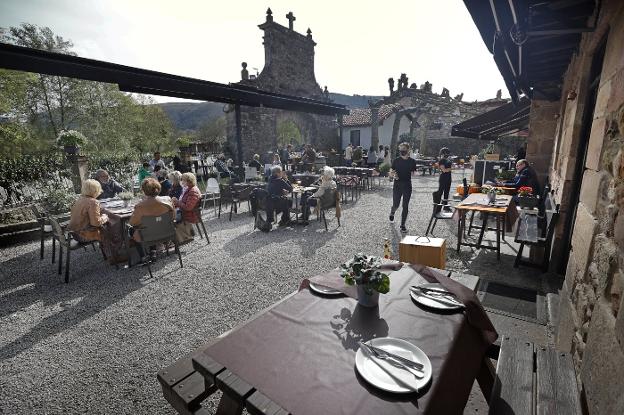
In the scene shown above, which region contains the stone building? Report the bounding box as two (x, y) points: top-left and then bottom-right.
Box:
(340, 81), (507, 155)
(225, 9), (337, 161)
(466, 1), (624, 413)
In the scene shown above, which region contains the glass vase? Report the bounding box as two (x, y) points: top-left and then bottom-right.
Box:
(357, 284), (380, 308)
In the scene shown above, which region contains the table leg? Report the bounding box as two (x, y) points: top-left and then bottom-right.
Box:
(476, 212), (489, 248)
(457, 211), (464, 252)
(216, 393), (244, 415)
(124, 218), (132, 268)
(496, 214), (501, 260)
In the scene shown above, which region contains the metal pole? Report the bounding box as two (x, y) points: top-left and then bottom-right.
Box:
(235, 104), (243, 165)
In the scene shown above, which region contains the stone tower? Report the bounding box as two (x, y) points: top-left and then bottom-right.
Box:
(226, 9), (337, 162)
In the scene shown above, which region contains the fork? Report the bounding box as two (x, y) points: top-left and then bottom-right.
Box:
(359, 342), (424, 379)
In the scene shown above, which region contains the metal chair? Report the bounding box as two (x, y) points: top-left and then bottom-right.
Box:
(48, 216), (104, 283)
(202, 177), (220, 214)
(191, 206), (210, 244)
(425, 191), (456, 236)
(136, 212), (183, 278)
(317, 189), (341, 231)
(230, 186), (253, 221)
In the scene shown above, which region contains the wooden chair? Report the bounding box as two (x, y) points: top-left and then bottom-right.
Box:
(48, 216), (104, 283)
(425, 191), (455, 236)
(136, 212), (183, 278)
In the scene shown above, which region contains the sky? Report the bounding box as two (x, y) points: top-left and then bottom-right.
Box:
(0, 0), (508, 103)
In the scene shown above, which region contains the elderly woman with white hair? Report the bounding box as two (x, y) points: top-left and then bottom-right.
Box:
(167, 170), (183, 199)
(301, 166), (337, 223)
(68, 179), (109, 241)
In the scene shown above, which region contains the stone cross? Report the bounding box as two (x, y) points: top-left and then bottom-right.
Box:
(286, 12), (296, 30)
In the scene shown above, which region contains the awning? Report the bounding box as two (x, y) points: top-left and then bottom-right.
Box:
(451, 96), (530, 140)
(463, 0), (597, 103)
(0, 43), (349, 117)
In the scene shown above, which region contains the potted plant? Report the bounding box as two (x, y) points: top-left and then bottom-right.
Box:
(517, 186), (538, 209)
(41, 187), (78, 217)
(57, 130), (86, 155)
(340, 253), (390, 307)
(378, 162), (391, 177)
(118, 191), (134, 207)
(177, 136), (192, 153)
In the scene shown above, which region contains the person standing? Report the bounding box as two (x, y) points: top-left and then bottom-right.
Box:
(367, 146), (377, 168)
(344, 143), (353, 167)
(435, 147), (453, 209)
(389, 142), (417, 233)
(376, 144), (385, 166)
(149, 151), (166, 171)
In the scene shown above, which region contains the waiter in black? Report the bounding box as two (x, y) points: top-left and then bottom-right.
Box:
(389, 142), (418, 233)
(436, 147), (453, 208)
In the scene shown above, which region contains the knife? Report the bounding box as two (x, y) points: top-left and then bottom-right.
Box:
(360, 342), (424, 370)
(410, 287), (464, 307)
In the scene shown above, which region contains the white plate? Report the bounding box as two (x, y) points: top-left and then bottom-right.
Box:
(355, 337), (432, 393)
(308, 282), (343, 296)
(410, 283), (464, 311)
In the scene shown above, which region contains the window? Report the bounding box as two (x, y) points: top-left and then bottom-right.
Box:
(350, 130), (361, 146)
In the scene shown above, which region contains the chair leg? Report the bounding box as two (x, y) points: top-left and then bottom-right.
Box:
(201, 221), (209, 244)
(58, 245), (63, 275)
(40, 229), (45, 260)
(218, 200), (222, 218)
(146, 258), (154, 278)
(99, 242), (107, 260)
(323, 210), (328, 231)
(175, 242), (183, 268)
(468, 211), (475, 236)
(229, 204), (233, 221)
(425, 216), (434, 236)
(65, 247), (71, 283)
(52, 237), (56, 263)
(195, 223), (203, 239)
(431, 218), (438, 235)
(514, 243), (524, 268)
(337, 216), (341, 227)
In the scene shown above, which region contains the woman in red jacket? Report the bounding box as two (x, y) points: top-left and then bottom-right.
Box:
(172, 172), (202, 243)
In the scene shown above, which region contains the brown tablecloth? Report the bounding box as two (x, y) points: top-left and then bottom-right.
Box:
(205, 266), (497, 414)
(100, 206), (133, 264)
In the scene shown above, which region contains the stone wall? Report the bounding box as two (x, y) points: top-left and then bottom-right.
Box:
(553, 2), (624, 414)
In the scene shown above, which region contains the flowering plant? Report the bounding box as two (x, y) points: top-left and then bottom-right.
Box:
(118, 191), (134, 201)
(56, 130), (86, 147)
(518, 186), (533, 197)
(340, 253), (390, 295)
(481, 185), (502, 194)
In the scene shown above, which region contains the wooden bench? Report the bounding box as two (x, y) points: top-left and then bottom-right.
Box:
(487, 336), (582, 415)
(514, 192), (559, 271)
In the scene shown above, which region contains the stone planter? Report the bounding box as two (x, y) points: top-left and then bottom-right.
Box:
(357, 284), (380, 308)
(518, 196), (538, 209)
(64, 145), (80, 155)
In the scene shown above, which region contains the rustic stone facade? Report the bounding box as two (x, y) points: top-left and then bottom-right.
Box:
(225, 10), (337, 161)
(549, 2), (624, 413)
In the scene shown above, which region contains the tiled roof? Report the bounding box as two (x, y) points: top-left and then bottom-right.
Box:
(342, 103), (403, 127)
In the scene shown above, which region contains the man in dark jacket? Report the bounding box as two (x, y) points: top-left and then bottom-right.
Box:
(500, 159), (541, 196)
(95, 169), (125, 199)
(266, 165), (293, 226)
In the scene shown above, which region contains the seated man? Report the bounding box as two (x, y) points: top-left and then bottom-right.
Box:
(266, 165), (292, 227)
(301, 144), (316, 171)
(498, 159), (541, 196)
(95, 169), (125, 200)
(214, 153), (238, 181)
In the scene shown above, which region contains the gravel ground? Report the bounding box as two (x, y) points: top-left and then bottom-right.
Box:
(0, 171), (539, 414)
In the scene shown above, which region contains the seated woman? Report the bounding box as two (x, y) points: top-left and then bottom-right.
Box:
(172, 172), (202, 243)
(68, 179), (109, 242)
(128, 178), (175, 260)
(168, 171), (183, 199)
(138, 162), (152, 183)
(249, 154), (262, 173)
(301, 166), (337, 223)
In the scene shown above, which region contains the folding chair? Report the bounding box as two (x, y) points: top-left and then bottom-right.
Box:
(425, 191), (456, 236)
(317, 189), (341, 231)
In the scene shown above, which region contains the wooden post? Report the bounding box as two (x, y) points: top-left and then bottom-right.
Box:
(235, 104), (243, 165)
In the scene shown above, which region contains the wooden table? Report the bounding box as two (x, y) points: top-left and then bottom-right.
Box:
(100, 199), (136, 267)
(157, 267), (496, 415)
(455, 193), (514, 260)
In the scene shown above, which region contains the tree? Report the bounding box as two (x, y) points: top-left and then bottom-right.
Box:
(197, 116), (226, 146)
(276, 119), (302, 148)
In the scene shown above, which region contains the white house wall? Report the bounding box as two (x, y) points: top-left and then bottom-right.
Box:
(341, 114), (412, 150)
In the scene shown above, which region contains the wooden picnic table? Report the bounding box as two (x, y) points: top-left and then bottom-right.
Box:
(157, 265), (498, 415)
(454, 193), (518, 260)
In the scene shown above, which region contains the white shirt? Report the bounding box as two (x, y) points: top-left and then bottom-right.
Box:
(344, 146), (353, 160)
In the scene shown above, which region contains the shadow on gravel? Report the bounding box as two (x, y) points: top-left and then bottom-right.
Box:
(0, 241), (150, 361)
(222, 222), (338, 259)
